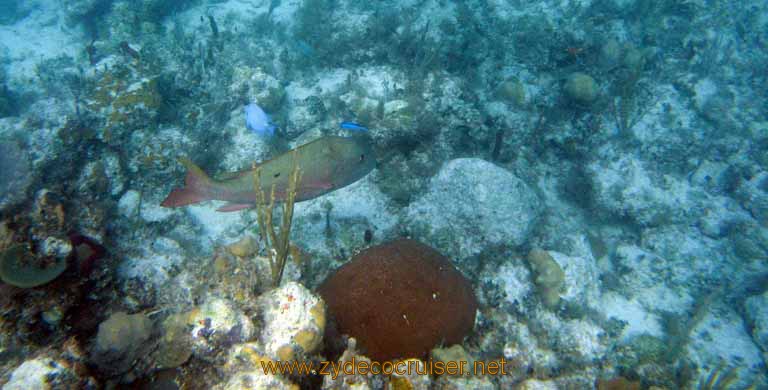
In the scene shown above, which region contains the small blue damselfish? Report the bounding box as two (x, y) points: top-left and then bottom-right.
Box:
(340, 121), (369, 132)
(245, 103), (276, 137)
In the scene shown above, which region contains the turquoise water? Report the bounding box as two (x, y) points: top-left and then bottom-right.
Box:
(0, 0), (767, 388)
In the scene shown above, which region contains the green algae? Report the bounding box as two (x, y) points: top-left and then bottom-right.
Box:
(0, 245), (67, 288)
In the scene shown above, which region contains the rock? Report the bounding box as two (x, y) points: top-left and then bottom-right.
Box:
(564, 72), (598, 104)
(745, 291), (768, 355)
(139, 200), (174, 223)
(4, 357), (82, 390)
(292, 171), (398, 258)
(538, 313), (608, 363)
(622, 45), (648, 71)
(389, 359), (431, 389)
(499, 322), (558, 378)
(611, 244), (692, 313)
(730, 221), (768, 261)
(154, 297), (256, 367)
(226, 235), (258, 258)
(222, 344), (299, 390)
(219, 105), (270, 172)
(185, 203), (250, 245)
(117, 236), (186, 287)
(748, 121), (768, 144)
(640, 225), (730, 285)
(546, 245), (602, 310)
(491, 260), (533, 308)
(434, 375), (497, 389)
(90, 73), (162, 138)
(689, 160), (733, 195)
(154, 312), (194, 369)
(697, 197), (750, 239)
(687, 306), (765, 387)
(186, 297), (255, 361)
(597, 377), (641, 390)
(76, 160), (113, 201)
(496, 78), (526, 106)
(208, 249), (272, 306)
(734, 170), (768, 227)
(598, 292), (663, 341)
(599, 39), (622, 69)
(92, 311), (154, 376)
(516, 379), (558, 390)
(229, 66), (283, 113)
(0, 139), (31, 212)
(406, 158), (542, 262)
(219, 369), (298, 390)
(588, 154), (707, 227)
(430, 345), (473, 377)
(321, 338), (375, 390)
(256, 282), (326, 361)
(118, 190), (141, 218)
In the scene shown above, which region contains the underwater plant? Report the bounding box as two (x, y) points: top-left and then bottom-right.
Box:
(252, 151), (302, 288)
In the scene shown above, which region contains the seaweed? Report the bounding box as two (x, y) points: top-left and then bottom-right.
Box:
(252, 151), (302, 288)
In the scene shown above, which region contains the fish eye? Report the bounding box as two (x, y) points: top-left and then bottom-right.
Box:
(274, 172), (280, 178)
(359, 154), (365, 161)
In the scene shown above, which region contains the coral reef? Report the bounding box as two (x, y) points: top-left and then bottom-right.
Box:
(1, 0), (767, 387)
(90, 311), (154, 378)
(564, 72), (599, 105)
(318, 238), (477, 361)
(526, 249), (566, 310)
(256, 282), (326, 361)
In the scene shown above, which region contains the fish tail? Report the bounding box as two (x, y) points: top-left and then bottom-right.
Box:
(161, 157), (216, 208)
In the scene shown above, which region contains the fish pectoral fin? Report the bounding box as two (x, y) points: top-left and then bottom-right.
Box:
(216, 203), (255, 212)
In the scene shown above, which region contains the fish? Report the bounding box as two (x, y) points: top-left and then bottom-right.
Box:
(161, 136), (376, 212)
(245, 103), (276, 137)
(339, 121), (369, 132)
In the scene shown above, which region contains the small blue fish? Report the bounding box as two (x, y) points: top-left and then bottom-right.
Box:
(245, 103), (276, 137)
(340, 121), (369, 132)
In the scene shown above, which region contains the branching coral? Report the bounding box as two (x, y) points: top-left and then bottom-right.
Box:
(252, 150), (302, 288)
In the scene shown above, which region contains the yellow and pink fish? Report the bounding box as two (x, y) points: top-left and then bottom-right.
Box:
(161, 136), (375, 212)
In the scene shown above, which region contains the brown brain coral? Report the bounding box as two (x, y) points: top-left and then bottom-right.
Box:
(318, 238), (478, 362)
